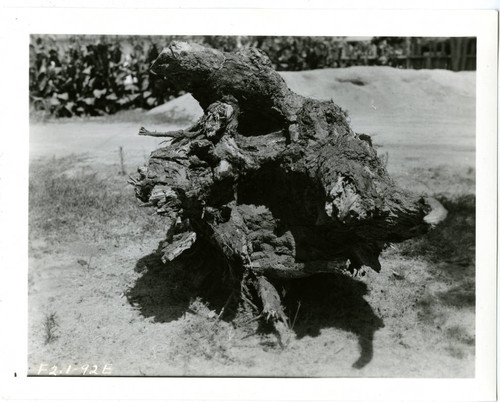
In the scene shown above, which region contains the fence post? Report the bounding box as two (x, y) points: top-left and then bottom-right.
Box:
(119, 146), (126, 175)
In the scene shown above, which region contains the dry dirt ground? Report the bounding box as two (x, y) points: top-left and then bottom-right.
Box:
(28, 66), (475, 377)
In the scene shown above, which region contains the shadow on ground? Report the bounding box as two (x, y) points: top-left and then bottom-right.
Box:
(282, 273), (384, 369)
(127, 244), (236, 323)
(128, 244), (384, 369)
(126, 195), (475, 371)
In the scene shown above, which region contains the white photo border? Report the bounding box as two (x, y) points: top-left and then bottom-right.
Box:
(0, 7), (497, 402)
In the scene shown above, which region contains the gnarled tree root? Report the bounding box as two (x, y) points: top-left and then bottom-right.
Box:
(131, 41), (447, 350)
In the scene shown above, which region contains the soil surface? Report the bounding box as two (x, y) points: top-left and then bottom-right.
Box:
(28, 66), (475, 377)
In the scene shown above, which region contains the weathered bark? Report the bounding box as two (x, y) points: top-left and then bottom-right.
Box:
(130, 41), (446, 339)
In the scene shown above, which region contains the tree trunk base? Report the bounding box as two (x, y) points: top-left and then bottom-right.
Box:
(130, 41), (446, 343)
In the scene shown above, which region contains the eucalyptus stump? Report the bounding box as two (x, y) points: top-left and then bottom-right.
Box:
(130, 41), (446, 344)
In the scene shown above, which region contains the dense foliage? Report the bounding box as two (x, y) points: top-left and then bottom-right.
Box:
(30, 36), (179, 117)
(29, 35), (474, 117)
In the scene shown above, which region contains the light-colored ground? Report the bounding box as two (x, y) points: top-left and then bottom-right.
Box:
(30, 67), (475, 177)
(28, 66), (475, 377)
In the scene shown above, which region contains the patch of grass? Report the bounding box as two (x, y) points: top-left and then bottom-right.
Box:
(437, 280), (475, 308)
(446, 325), (474, 346)
(395, 165), (475, 199)
(30, 157), (127, 232)
(416, 295), (447, 327)
(397, 195), (475, 326)
(172, 298), (236, 362)
(43, 312), (59, 344)
(445, 345), (466, 359)
(29, 156), (168, 243)
(398, 194), (475, 267)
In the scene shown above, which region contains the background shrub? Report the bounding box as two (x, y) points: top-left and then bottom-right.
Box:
(29, 35), (181, 117)
(29, 35), (476, 118)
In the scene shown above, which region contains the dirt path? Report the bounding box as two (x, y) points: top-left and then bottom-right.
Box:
(30, 120), (172, 168)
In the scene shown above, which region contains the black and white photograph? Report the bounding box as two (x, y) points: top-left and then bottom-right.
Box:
(0, 5), (497, 402)
(27, 33), (479, 377)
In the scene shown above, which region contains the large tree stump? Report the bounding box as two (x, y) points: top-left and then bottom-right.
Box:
(130, 41), (446, 342)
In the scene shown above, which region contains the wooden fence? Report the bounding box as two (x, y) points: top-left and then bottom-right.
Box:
(339, 37), (476, 71)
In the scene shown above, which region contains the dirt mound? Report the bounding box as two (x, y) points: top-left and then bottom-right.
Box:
(149, 67), (475, 125)
(146, 93), (203, 121)
(281, 66), (475, 118)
